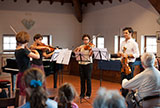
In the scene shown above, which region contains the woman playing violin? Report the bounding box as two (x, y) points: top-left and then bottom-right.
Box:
(30, 34), (55, 72)
(74, 34), (95, 99)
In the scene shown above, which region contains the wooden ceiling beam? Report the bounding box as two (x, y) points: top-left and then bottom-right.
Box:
(99, 0), (104, 4)
(26, 0), (30, 3)
(92, 2), (95, 5)
(92, 0), (95, 5)
(108, 0), (112, 4)
(50, 0), (54, 4)
(72, 0), (82, 22)
(148, 0), (160, 14)
(61, 0), (64, 5)
(38, 0), (42, 4)
(14, 0), (17, 2)
(84, 3), (88, 7)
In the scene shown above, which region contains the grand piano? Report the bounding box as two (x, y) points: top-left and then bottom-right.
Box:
(2, 58), (63, 91)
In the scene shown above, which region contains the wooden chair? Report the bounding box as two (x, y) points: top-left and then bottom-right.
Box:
(0, 89), (20, 108)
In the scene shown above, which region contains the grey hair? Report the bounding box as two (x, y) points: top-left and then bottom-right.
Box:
(141, 53), (155, 67)
(93, 87), (126, 108)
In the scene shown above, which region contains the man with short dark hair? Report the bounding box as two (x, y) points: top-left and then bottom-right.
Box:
(118, 27), (139, 97)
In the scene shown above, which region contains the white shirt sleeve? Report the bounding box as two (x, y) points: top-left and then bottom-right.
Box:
(132, 42), (139, 58)
(122, 72), (144, 90)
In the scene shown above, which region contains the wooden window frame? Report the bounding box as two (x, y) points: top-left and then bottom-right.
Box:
(94, 36), (104, 48)
(144, 35), (156, 53)
(42, 35), (51, 45)
(2, 34), (16, 52)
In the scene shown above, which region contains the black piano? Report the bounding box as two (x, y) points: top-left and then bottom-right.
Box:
(2, 58), (63, 91)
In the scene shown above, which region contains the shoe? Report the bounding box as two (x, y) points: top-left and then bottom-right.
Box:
(80, 95), (84, 99)
(84, 96), (90, 99)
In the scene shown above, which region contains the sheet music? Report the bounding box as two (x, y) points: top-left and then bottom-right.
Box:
(50, 49), (61, 61)
(56, 49), (72, 65)
(92, 48), (110, 60)
(62, 50), (72, 65)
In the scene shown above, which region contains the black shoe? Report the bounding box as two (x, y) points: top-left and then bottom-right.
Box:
(80, 94), (84, 99)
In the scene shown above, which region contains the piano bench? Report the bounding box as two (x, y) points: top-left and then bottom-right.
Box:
(0, 80), (11, 97)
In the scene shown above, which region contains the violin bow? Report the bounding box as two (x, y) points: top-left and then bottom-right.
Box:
(89, 33), (101, 43)
(73, 33), (101, 51)
(10, 25), (17, 35)
(10, 25), (31, 51)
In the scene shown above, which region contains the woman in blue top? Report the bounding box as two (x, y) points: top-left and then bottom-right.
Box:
(20, 68), (57, 108)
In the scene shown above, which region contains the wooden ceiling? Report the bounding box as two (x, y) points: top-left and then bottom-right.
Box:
(1, 0), (160, 23)
(148, 0), (160, 14)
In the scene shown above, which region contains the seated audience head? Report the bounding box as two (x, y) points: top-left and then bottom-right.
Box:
(23, 68), (47, 108)
(93, 87), (126, 108)
(141, 52), (155, 68)
(16, 31), (30, 45)
(58, 83), (77, 106)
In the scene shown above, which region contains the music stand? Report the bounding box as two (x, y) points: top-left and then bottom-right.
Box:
(51, 49), (72, 86)
(75, 51), (91, 62)
(92, 48), (110, 86)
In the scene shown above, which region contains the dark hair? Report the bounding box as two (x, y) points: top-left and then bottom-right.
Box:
(16, 31), (30, 44)
(122, 27), (134, 35)
(23, 68), (47, 108)
(33, 34), (43, 41)
(82, 34), (91, 40)
(58, 83), (77, 107)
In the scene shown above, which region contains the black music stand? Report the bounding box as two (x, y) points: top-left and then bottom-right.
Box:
(51, 49), (72, 86)
(92, 48), (110, 87)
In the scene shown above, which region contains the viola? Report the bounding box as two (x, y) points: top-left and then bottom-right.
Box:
(121, 47), (131, 75)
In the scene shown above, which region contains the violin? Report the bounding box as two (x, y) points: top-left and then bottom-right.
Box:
(38, 42), (55, 52)
(84, 42), (94, 50)
(121, 47), (131, 75)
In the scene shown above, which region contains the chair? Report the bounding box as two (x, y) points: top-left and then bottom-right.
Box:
(0, 80), (11, 97)
(0, 89), (20, 108)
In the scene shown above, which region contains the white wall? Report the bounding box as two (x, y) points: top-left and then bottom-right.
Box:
(0, 0), (159, 54)
(82, 0), (160, 54)
(0, 0), (82, 52)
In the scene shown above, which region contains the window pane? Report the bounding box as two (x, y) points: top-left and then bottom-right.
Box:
(92, 35), (96, 46)
(3, 35), (16, 51)
(146, 37), (157, 53)
(42, 37), (48, 45)
(9, 37), (16, 44)
(114, 36), (118, 53)
(97, 37), (104, 48)
(120, 37), (125, 46)
(3, 37), (10, 44)
(3, 44), (10, 50)
(10, 44), (16, 50)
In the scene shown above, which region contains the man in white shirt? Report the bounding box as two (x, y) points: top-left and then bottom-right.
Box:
(118, 27), (139, 97)
(122, 53), (160, 108)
